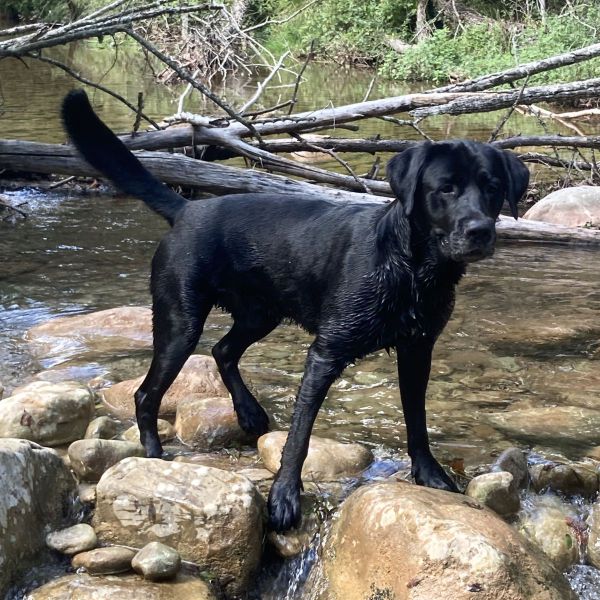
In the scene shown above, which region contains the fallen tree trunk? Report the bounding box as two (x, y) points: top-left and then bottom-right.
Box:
(1, 139), (599, 247)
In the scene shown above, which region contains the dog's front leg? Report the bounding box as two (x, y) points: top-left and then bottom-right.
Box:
(268, 344), (344, 532)
(396, 341), (459, 493)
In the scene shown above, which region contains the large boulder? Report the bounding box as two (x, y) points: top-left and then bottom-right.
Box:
(26, 306), (153, 360)
(26, 573), (216, 600)
(317, 481), (575, 600)
(102, 355), (228, 418)
(523, 186), (600, 227)
(0, 381), (94, 446)
(0, 439), (77, 597)
(93, 457), (263, 596)
(175, 395), (255, 450)
(258, 431), (373, 481)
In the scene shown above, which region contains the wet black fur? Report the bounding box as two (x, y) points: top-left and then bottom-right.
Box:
(61, 90), (529, 532)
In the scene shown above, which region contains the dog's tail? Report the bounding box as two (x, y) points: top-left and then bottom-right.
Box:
(61, 90), (185, 225)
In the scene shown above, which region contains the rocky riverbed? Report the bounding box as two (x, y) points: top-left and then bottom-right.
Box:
(1, 306), (600, 599)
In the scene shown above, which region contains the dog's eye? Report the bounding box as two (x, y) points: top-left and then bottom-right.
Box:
(485, 180), (500, 193)
(439, 184), (454, 194)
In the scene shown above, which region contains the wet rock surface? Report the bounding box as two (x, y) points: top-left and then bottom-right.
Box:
(26, 572), (216, 599)
(101, 355), (228, 418)
(318, 481), (575, 600)
(466, 471), (520, 517)
(258, 431), (373, 481)
(68, 439), (146, 482)
(71, 546), (136, 575)
(46, 523), (97, 555)
(530, 461), (599, 496)
(0, 439), (77, 597)
(132, 542), (181, 581)
(492, 447), (529, 490)
(0, 381), (94, 446)
(122, 419), (175, 444)
(85, 416), (121, 440)
(93, 457), (263, 596)
(175, 395), (256, 450)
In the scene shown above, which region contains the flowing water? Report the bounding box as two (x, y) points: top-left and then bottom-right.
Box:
(1, 38), (600, 599)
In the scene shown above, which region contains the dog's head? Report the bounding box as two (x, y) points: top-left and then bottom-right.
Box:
(387, 141), (529, 263)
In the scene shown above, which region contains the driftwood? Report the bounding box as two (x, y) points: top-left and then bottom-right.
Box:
(1, 139), (599, 247)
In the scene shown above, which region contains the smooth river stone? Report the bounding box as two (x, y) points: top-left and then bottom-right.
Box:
(132, 542), (181, 581)
(72, 546), (136, 575)
(46, 523), (97, 555)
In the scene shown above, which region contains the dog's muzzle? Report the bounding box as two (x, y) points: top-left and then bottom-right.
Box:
(441, 217), (497, 263)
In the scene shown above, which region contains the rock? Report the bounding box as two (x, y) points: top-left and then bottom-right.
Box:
(0, 381), (94, 446)
(317, 481), (575, 600)
(68, 439), (145, 482)
(78, 483), (97, 505)
(519, 496), (581, 571)
(93, 457), (263, 596)
(486, 406), (600, 449)
(0, 439), (77, 597)
(46, 523), (97, 555)
(258, 431), (373, 481)
(132, 542), (181, 581)
(72, 546), (136, 575)
(530, 461), (599, 496)
(26, 306), (153, 360)
(492, 447), (529, 490)
(85, 416), (121, 440)
(587, 501), (600, 568)
(102, 355), (227, 418)
(523, 186), (600, 227)
(268, 496), (320, 558)
(175, 396), (256, 450)
(0, 380), (3, 400)
(466, 471), (520, 517)
(26, 573), (216, 599)
(122, 420), (175, 444)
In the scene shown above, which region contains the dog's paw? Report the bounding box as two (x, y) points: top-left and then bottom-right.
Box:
(267, 479), (301, 532)
(236, 401), (270, 437)
(413, 458), (459, 493)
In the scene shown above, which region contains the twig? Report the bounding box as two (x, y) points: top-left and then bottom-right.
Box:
(239, 51), (290, 114)
(290, 133), (374, 194)
(488, 76), (529, 143)
(243, 0), (321, 33)
(380, 115), (433, 141)
(363, 75), (377, 103)
(127, 29), (265, 145)
(177, 69), (200, 114)
(48, 176), (76, 189)
(133, 92), (144, 135)
(287, 40), (315, 116)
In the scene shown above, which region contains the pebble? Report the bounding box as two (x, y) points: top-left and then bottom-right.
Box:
(72, 546), (136, 575)
(132, 542), (181, 581)
(46, 523), (97, 555)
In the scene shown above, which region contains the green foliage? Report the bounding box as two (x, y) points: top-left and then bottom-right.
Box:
(381, 3), (600, 84)
(1, 0), (73, 20)
(248, 0), (414, 64)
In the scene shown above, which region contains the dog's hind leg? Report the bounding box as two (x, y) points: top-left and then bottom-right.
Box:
(135, 294), (212, 458)
(212, 317), (278, 436)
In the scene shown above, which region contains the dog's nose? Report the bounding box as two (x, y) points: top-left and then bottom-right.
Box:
(464, 219), (494, 246)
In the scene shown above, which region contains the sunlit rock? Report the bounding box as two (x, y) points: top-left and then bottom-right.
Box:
(93, 457), (263, 596)
(46, 523), (97, 555)
(175, 395), (256, 450)
(524, 186), (600, 227)
(68, 439), (145, 482)
(132, 542), (181, 581)
(85, 416), (121, 440)
(258, 431), (373, 481)
(0, 439), (77, 597)
(26, 573), (216, 599)
(71, 546), (136, 575)
(317, 481), (575, 600)
(102, 355), (227, 418)
(0, 381), (94, 446)
(466, 471), (520, 517)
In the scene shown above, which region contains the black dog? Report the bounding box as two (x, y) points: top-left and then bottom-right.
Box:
(62, 90), (529, 532)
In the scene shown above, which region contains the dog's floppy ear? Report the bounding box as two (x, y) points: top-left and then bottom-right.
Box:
(499, 150), (530, 220)
(386, 142), (432, 215)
